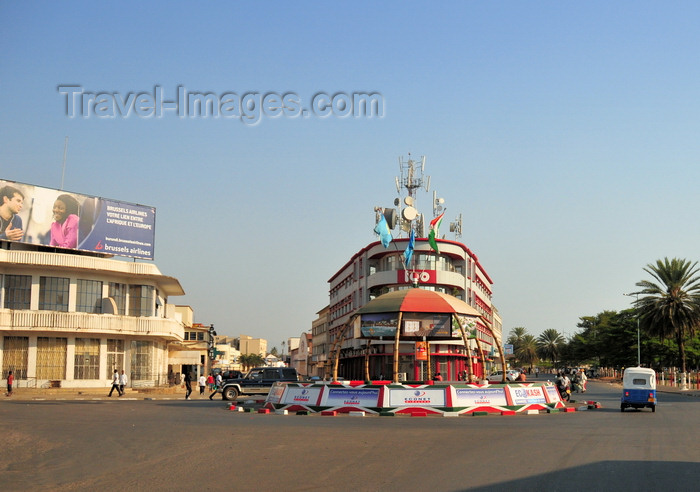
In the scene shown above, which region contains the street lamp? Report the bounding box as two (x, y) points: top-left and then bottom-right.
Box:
(623, 293), (641, 366)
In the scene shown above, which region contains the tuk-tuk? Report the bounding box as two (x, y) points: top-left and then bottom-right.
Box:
(621, 367), (657, 412)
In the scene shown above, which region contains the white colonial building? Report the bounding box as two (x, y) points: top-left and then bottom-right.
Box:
(0, 246), (185, 389)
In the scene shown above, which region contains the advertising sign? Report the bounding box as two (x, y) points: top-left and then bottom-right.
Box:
(508, 386), (547, 405)
(283, 386), (323, 406)
(415, 341), (428, 361)
(544, 385), (561, 402)
(401, 313), (452, 338)
(389, 388), (446, 407)
(0, 179), (155, 260)
(398, 269), (436, 284)
(324, 388), (380, 407)
(454, 387), (508, 407)
(360, 313), (398, 337)
(266, 382), (286, 403)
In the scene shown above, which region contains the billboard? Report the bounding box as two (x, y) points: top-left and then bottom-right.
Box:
(0, 179), (155, 260)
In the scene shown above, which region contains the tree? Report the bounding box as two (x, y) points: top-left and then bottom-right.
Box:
(514, 334), (538, 370)
(536, 329), (565, 366)
(270, 347), (278, 356)
(635, 257), (700, 378)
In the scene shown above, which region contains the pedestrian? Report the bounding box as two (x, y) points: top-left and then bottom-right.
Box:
(198, 374), (206, 396)
(119, 370), (128, 396)
(184, 372), (192, 400)
(6, 370), (14, 397)
(535, 367), (540, 378)
(580, 370), (588, 392)
(206, 373), (214, 391)
(433, 372), (443, 381)
(208, 373), (223, 400)
(108, 369), (122, 397)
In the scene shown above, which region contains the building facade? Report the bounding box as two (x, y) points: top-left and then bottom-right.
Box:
(326, 237), (502, 381)
(0, 246), (185, 389)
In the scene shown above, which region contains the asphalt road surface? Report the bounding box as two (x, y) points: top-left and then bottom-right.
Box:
(1, 380), (698, 491)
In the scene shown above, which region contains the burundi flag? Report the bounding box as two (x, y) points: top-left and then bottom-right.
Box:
(428, 211), (445, 253)
(374, 213), (393, 248)
(403, 229), (415, 269)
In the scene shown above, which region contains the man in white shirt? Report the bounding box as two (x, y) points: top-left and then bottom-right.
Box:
(198, 374), (206, 396)
(119, 370), (128, 396)
(108, 369), (121, 397)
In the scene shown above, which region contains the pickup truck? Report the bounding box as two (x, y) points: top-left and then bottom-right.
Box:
(220, 367), (299, 400)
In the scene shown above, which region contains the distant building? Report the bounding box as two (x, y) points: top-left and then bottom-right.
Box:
(310, 306), (329, 378)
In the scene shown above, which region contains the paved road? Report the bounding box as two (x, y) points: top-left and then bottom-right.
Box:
(1, 380), (698, 491)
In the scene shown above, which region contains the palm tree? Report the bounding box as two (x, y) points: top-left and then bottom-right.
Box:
(537, 329), (565, 366)
(634, 257), (700, 384)
(515, 334), (539, 370)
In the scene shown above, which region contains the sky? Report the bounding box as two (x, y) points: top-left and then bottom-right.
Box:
(2, 1), (700, 347)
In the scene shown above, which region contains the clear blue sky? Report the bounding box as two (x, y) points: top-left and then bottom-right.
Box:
(3, 1), (700, 346)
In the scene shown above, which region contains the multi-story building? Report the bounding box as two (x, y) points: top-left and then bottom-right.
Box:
(310, 306), (329, 378)
(323, 156), (502, 381)
(0, 247), (185, 389)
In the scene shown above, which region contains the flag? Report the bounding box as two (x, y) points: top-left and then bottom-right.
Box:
(374, 213), (392, 248)
(428, 211), (445, 253)
(403, 229), (415, 268)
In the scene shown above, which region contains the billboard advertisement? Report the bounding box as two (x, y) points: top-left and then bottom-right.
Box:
(0, 179), (155, 260)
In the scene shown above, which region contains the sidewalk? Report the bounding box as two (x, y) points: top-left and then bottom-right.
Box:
(1, 386), (215, 401)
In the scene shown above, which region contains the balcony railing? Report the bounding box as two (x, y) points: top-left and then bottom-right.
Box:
(0, 309), (184, 340)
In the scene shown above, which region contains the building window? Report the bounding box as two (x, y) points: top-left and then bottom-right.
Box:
(39, 276), (69, 312)
(2, 336), (28, 379)
(106, 339), (125, 378)
(76, 279), (103, 314)
(3, 274), (31, 310)
(74, 338), (100, 379)
(131, 340), (153, 381)
(36, 337), (67, 380)
(108, 282), (127, 315)
(128, 285), (154, 317)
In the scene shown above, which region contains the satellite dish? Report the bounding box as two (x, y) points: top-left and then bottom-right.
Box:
(438, 198), (445, 205)
(383, 208), (398, 229)
(436, 205), (443, 212)
(394, 198), (400, 206)
(402, 206), (417, 221)
(404, 196), (414, 206)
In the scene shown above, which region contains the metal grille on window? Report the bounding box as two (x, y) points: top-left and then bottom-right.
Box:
(2, 336), (29, 379)
(4, 275), (31, 310)
(39, 276), (69, 311)
(131, 340), (153, 381)
(36, 337), (67, 379)
(106, 339), (125, 379)
(76, 280), (103, 314)
(74, 338), (100, 379)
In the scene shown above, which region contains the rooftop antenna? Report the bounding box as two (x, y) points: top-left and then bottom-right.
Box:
(60, 136), (69, 190)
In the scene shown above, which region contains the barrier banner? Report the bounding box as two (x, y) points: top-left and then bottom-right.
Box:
(324, 388), (380, 407)
(454, 387), (508, 406)
(389, 388), (446, 406)
(508, 385), (546, 405)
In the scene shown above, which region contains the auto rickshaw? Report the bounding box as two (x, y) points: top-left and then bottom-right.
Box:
(621, 367), (657, 412)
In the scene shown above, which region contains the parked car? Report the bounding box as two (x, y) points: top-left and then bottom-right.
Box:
(487, 370), (520, 382)
(220, 367), (299, 400)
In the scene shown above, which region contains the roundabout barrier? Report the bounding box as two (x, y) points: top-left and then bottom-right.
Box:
(264, 381), (566, 416)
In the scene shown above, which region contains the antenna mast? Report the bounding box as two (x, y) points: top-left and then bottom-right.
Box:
(60, 136), (69, 190)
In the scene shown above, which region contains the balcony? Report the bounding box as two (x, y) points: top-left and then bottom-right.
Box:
(0, 309), (184, 340)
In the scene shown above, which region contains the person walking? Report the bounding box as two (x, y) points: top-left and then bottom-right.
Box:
(119, 370), (128, 396)
(184, 371), (192, 400)
(108, 369), (122, 397)
(206, 373), (214, 391)
(198, 374), (206, 396)
(6, 370), (14, 397)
